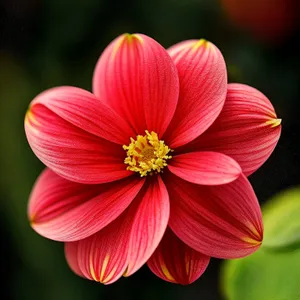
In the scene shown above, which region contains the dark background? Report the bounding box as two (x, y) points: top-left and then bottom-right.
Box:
(0, 0), (299, 299)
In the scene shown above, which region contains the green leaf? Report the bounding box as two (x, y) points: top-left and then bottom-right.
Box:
(221, 187), (300, 300)
(263, 187), (300, 250)
(222, 247), (300, 300)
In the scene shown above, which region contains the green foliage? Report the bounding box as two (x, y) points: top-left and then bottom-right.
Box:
(222, 187), (300, 300)
(263, 187), (300, 250)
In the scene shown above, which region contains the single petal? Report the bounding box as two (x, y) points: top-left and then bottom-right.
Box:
(92, 33), (179, 136)
(180, 83), (282, 176)
(168, 151), (241, 185)
(163, 39), (227, 148)
(147, 228), (210, 285)
(29, 168), (144, 241)
(65, 210), (132, 284)
(30, 86), (135, 144)
(125, 176), (170, 276)
(25, 97), (131, 184)
(165, 172), (263, 259)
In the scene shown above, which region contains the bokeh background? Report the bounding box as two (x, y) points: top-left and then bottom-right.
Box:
(1, 0), (299, 299)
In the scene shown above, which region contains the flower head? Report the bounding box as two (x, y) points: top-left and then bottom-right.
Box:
(123, 130), (172, 176)
(25, 33), (281, 285)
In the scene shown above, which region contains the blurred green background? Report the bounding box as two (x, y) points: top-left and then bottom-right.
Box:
(0, 0), (299, 299)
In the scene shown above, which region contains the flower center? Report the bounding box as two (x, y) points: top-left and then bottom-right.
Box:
(123, 130), (172, 177)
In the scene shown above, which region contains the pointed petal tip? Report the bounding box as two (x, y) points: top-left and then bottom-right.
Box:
(154, 262), (195, 285)
(123, 33), (143, 43)
(147, 229), (210, 285)
(243, 223), (263, 246)
(159, 263), (176, 282)
(242, 236), (263, 247)
(91, 254), (117, 285)
(172, 38), (212, 53)
(24, 106), (39, 127)
(234, 211), (263, 257)
(266, 118), (282, 128)
(112, 33), (143, 56)
(122, 266), (129, 278)
(29, 214), (35, 225)
(192, 39), (210, 50)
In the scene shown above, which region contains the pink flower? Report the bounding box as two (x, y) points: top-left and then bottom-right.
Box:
(25, 33), (281, 285)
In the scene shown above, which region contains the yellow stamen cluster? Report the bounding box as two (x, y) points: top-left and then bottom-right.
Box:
(123, 130), (172, 177)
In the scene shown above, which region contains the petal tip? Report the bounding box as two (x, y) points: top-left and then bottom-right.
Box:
(109, 33), (144, 66)
(24, 106), (39, 127)
(123, 33), (143, 44)
(242, 236), (263, 247)
(28, 202), (37, 225)
(149, 260), (203, 285)
(90, 254), (122, 285)
(122, 267), (129, 278)
(29, 213), (36, 225)
(192, 39), (209, 50)
(24, 108), (30, 123)
(118, 33), (143, 46)
(160, 263), (176, 282)
(266, 118), (282, 128)
(242, 224), (263, 247)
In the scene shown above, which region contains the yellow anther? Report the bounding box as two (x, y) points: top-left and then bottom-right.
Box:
(123, 131), (172, 177)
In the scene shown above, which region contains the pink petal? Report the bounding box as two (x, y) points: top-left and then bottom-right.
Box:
(147, 228), (210, 285)
(65, 210), (133, 284)
(180, 83), (282, 176)
(64, 242), (84, 278)
(66, 176), (170, 282)
(25, 94), (132, 184)
(29, 168), (144, 242)
(163, 39), (227, 148)
(168, 151), (241, 185)
(165, 172), (263, 259)
(125, 176), (170, 276)
(30, 86), (135, 145)
(92, 33), (179, 136)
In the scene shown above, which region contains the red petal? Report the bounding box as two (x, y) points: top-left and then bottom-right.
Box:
(64, 242), (84, 278)
(92, 33), (179, 136)
(66, 176), (170, 283)
(165, 172), (263, 259)
(168, 151), (241, 185)
(30, 86), (134, 144)
(65, 210), (133, 284)
(180, 83), (282, 176)
(163, 39), (227, 148)
(29, 168), (144, 241)
(125, 176), (170, 276)
(147, 228), (210, 285)
(25, 93), (132, 184)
